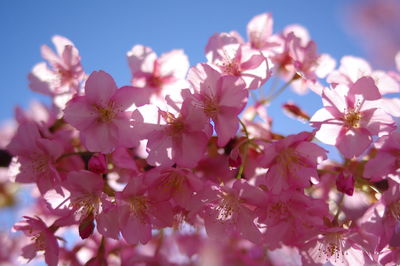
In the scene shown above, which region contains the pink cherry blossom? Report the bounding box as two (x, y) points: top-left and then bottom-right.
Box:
(336, 171), (355, 196)
(364, 132), (400, 181)
(257, 190), (329, 249)
(96, 198), (120, 240)
(311, 76), (396, 158)
(64, 70), (141, 153)
(116, 176), (174, 244)
(7, 122), (64, 194)
(328, 56), (400, 117)
(276, 30), (335, 94)
(301, 225), (376, 266)
(64, 170), (104, 220)
(246, 13), (279, 52)
(127, 44), (190, 104)
(145, 166), (204, 210)
(13, 216), (59, 266)
(110, 147), (140, 183)
(201, 180), (266, 244)
(188, 63), (248, 146)
(358, 179), (400, 253)
(28, 35), (85, 108)
(205, 32), (270, 90)
(88, 153), (108, 174)
(131, 94), (212, 168)
(261, 131), (327, 194)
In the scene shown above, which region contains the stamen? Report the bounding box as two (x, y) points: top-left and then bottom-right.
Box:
(95, 103), (116, 123)
(317, 233), (345, 263)
(215, 193), (238, 222)
(129, 196), (149, 222)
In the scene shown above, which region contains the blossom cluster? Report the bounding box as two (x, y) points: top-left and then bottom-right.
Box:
(1, 12), (400, 266)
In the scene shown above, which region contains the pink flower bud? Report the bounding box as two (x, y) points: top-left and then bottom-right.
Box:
(336, 172), (355, 196)
(88, 154), (107, 174)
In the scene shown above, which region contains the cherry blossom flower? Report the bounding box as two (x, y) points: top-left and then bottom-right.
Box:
(257, 190), (329, 249)
(63, 170), (105, 238)
(246, 13), (279, 52)
(301, 225), (376, 266)
(359, 179), (400, 253)
(328, 55), (400, 117)
(205, 32), (270, 90)
(7, 122), (64, 194)
(201, 180), (266, 244)
(131, 93), (212, 168)
(109, 147), (140, 183)
(310, 76), (396, 158)
(127, 44), (190, 104)
(28, 35), (85, 108)
(13, 216), (59, 266)
(116, 176), (174, 244)
(64, 70), (141, 153)
(188, 63), (248, 146)
(145, 166), (204, 210)
(267, 25), (335, 94)
(364, 132), (400, 181)
(260, 132), (327, 194)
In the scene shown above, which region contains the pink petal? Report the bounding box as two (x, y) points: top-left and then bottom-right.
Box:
(337, 128), (371, 158)
(284, 24), (310, 44)
(205, 33), (240, 63)
(188, 63), (220, 94)
(214, 107), (239, 147)
(28, 63), (57, 96)
(64, 96), (98, 130)
(85, 71), (117, 106)
(240, 54), (265, 70)
(372, 71), (399, 94)
(149, 201), (174, 227)
(340, 56), (371, 82)
(113, 115), (139, 148)
(7, 122), (40, 155)
(364, 153), (396, 180)
(314, 122), (342, 145)
(158, 49), (189, 79)
(218, 75), (247, 109)
(52, 35), (74, 56)
(238, 209), (262, 244)
(67, 170), (104, 196)
(21, 243), (37, 261)
(322, 86), (348, 114)
(121, 215), (152, 245)
(147, 132), (174, 167)
(247, 13), (273, 46)
(351, 76), (381, 100)
(174, 131), (208, 168)
(81, 122), (116, 153)
(36, 138), (63, 159)
(112, 85), (149, 109)
(381, 98), (400, 117)
(315, 54), (336, 78)
(44, 233), (59, 266)
(96, 203), (120, 239)
(41, 44), (62, 66)
(127, 45), (156, 75)
(295, 141), (327, 163)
